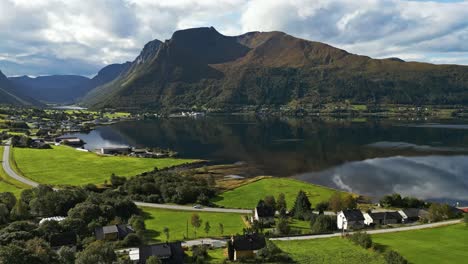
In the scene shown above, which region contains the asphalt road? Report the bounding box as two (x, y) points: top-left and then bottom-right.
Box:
(270, 219), (462, 241)
(134, 201), (252, 214)
(2, 142), (39, 187)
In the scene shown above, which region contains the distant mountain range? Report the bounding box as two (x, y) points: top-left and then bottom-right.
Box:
(9, 62), (130, 104)
(82, 27), (468, 111)
(0, 70), (41, 106)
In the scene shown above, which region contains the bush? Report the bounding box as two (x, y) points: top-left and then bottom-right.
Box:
(257, 241), (293, 263)
(384, 250), (408, 264)
(310, 215), (335, 234)
(348, 231), (373, 249)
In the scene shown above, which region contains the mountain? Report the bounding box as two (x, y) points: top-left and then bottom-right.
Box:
(10, 62), (130, 104)
(0, 70), (41, 106)
(83, 27), (468, 110)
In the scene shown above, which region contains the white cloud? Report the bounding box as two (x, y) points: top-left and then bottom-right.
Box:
(0, 0), (468, 76)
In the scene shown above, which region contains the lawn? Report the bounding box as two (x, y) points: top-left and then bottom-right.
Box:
(0, 146), (28, 196)
(274, 237), (384, 264)
(142, 207), (249, 242)
(212, 178), (340, 209)
(12, 146), (197, 186)
(372, 224), (468, 264)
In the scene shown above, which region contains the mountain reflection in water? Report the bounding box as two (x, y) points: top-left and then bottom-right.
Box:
(296, 155), (468, 206)
(67, 116), (468, 204)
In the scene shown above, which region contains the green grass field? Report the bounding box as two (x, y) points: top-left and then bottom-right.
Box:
(142, 207), (249, 242)
(274, 237), (384, 264)
(12, 146), (197, 186)
(212, 178), (340, 209)
(372, 224), (468, 264)
(0, 146), (28, 196)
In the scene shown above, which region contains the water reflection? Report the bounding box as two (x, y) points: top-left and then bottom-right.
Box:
(67, 116), (468, 203)
(296, 155), (468, 206)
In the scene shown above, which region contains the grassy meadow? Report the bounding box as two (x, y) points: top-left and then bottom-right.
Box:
(372, 224), (468, 264)
(212, 178), (340, 209)
(12, 145), (197, 186)
(142, 207), (249, 242)
(0, 146), (28, 196)
(274, 237), (385, 264)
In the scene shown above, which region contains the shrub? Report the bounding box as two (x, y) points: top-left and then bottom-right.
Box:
(384, 250), (408, 264)
(348, 231), (373, 249)
(310, 215), (335, 234)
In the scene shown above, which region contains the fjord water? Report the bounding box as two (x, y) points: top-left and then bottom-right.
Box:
(69, 116), (468, 205)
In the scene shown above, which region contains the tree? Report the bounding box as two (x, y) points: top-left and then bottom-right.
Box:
(0, 192), (17, 211)
(57, 246), (75, 264)
(146, 256), (162, 264)
(276, 217), (290, 235)
(75, 241), (117, 264)
(218, 223), (224, 235)
(277, 193), (287, 216)
(384, 250), (408, 264)
(464, 213), (468, 226)
(348, 232), (373, 249)
(121, 233), (142, 247)
(10, 198), (30, 221)
(264, 195), (276, 210)
(328, 193), (356, 212)
(191, 213), (202, 237)
(310, 215), (334, 234)
(427, 203), (457, 222)
(0, 203), (10, 224)
(315, 201), (329, 214)
(290, 190), (311, 219)
(163, 227), (170, 241)
(204, 221), (211, 236)
(129, 215), (146, 232)
(110, 174), (127, 187)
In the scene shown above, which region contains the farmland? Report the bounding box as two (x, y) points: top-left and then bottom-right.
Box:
(0, 146), (28, 196)
(12, 145), (197, 186)
(212, 177), (340, 209)
(142, 207), (249, 242)
(372, 224), (468, 264)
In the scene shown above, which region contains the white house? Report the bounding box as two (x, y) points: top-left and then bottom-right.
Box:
(337, 209), (365, 230)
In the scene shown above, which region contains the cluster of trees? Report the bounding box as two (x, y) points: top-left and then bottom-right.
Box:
(348, 232), (408, 264)
(112, 171), (217, 205)
(426, 203), (462, 222)
(10, 135), (33, 147)
(0, 185), (144, 264)
(379, 193), (427, 209)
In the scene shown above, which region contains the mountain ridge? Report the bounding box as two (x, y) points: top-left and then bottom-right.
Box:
(0, 70), (42, 106)
(9, 62), (131, 104)
(79, 27), (468, 110)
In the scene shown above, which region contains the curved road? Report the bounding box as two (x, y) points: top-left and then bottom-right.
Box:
(2, 142), (39, 187)
(1, 143), (251, 214)
(134, 202), (251, 214)
(270, 219), (462, 241)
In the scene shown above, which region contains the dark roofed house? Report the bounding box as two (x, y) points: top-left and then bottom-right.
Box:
(229, 233), (266, 261)
(364, 212), (403, 226)
(398, 208), (428, 223)
(252, 205), (275, 226)
(95, 224), (134, 241)
(337, 209), (365, 230)
(138, 242), (184, 264)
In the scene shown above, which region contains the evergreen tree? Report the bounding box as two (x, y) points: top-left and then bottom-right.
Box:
(290, 190), (311, 219)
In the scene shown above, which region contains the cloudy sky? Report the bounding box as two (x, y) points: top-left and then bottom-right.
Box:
(1, 0), (467, 76)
